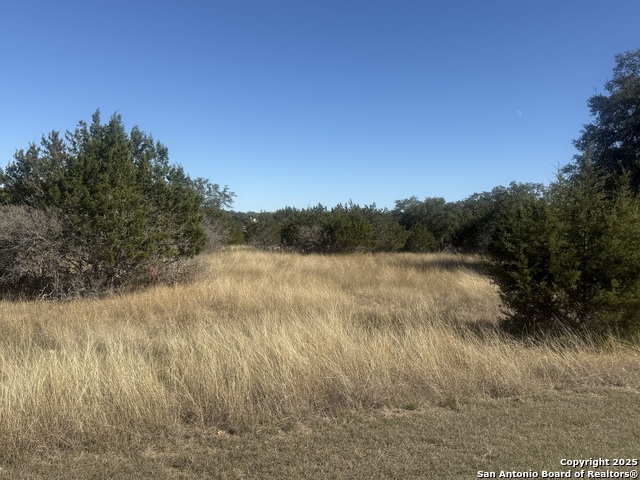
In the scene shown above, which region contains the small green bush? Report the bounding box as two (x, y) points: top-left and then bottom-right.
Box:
(325, 205), (375, 253)
(404, 226), (438, 252)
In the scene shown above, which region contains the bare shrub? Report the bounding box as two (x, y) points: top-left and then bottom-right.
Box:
(0, 205), (83, 298)
(0, 205), (202, 299)
(295, 224), (331, 253)
(202, 215), (230, 252)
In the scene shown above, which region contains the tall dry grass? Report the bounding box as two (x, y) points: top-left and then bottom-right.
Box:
(1, 247), (638, 458)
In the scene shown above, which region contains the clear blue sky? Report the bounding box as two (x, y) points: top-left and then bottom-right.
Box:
(1, 1), (638, 212)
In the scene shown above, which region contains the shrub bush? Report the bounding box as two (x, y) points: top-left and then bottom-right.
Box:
(325, 205), (374, 253)
(0, 206), (90, 298)
(490, 168), (640, 339)
(0, 111), (223, 298)
(403, 226), (438, 252)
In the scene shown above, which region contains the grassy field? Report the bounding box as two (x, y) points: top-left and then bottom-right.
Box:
(1, 247), (639, 478)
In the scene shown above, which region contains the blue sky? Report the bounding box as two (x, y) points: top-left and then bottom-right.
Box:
(1, 1), (638, 212)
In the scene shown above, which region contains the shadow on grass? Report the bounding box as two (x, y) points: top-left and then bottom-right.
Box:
(396, 254), (491, 276)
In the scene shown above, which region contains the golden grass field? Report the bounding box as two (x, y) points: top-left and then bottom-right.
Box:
(1, 247), (639, 477)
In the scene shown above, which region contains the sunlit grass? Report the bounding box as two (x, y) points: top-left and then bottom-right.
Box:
(1, 247), (638, 461)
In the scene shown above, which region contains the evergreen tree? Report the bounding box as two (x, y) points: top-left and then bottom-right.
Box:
(393, 196), (460, 250)
(359, 204), (410, 252)
(489, 192), (555, 333)
(453, 182), (546, 253)
(326, 203), (374, 253)
(404, 226), (438, 252)
(490, 51), (640, 340)
(0, 110), (224, 297)
(491, 165), (640, 339)
(280, 204), (331, 252)
(594, 174), (640, 335)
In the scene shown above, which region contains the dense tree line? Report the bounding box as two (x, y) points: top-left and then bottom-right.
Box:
(227, 184), (543, 255)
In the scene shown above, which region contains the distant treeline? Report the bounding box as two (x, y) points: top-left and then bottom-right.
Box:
(208, 184), (544, 255)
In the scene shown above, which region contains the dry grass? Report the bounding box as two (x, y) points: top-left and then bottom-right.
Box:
(1, 247), (639, 463)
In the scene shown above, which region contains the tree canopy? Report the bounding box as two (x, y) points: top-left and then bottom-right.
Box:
(572, 49), (640, 191)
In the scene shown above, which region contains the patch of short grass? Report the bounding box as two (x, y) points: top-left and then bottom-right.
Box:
(3, 390), (638, 479)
